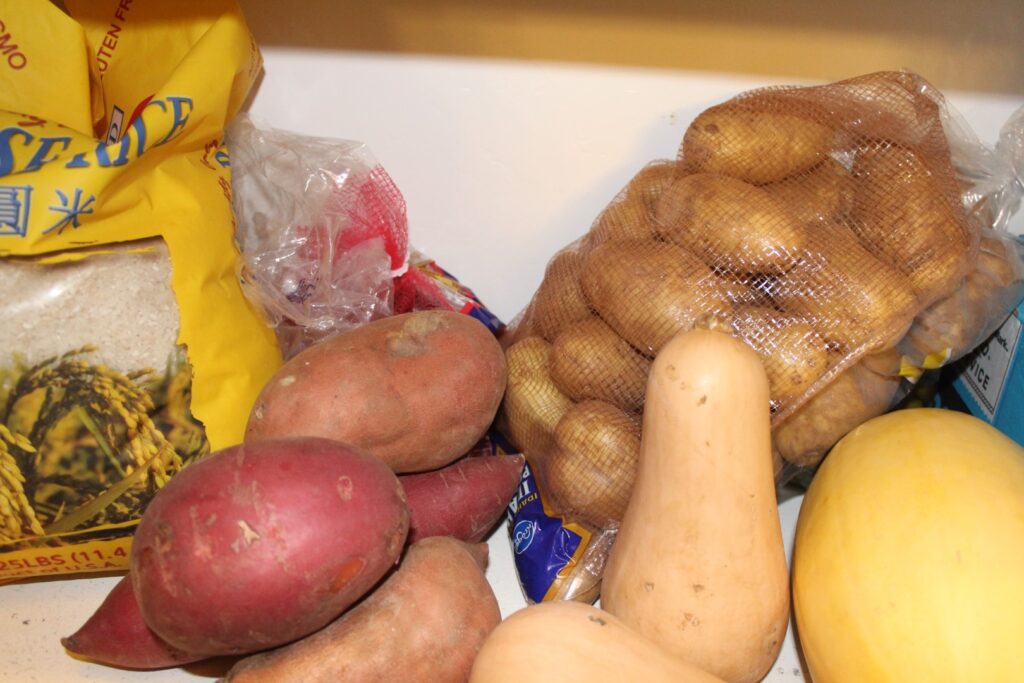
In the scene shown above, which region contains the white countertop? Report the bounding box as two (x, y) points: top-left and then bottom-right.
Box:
(2, 52), (1021, 682)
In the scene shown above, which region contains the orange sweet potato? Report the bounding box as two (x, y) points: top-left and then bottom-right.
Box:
(245, 310), (507, 473)
(225, 536), (501, 683)
(131, 438), (409, 657)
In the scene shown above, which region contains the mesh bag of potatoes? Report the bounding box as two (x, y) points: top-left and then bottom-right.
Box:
(498, 70), (1024, 603)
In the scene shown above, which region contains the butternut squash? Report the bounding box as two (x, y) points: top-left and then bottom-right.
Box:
(468, 601), (726, 683)
(602, 326), (789, 683)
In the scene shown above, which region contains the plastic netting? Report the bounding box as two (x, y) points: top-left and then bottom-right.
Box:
(499, 70), (1024, 602)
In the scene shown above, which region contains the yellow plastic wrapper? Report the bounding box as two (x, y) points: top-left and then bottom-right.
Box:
(0, 0), (282, 581)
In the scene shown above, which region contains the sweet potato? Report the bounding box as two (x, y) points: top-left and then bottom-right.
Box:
(131, 438), (409, 656)
(245, 310), (507, 473)
(63, 443), (519, 672)
(401, 453), (525, 543)
(62, 576), (205, 670)
(225, 536), (501, 683)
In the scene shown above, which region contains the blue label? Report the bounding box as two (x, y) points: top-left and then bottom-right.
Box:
(484, 420), (587, 603)
(465, 303), (505, 336)
(943, 296), (1024, 447)
(505, 456), (583, 604)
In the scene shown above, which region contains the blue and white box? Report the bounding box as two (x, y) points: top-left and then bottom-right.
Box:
(941, 298), (1024, 445)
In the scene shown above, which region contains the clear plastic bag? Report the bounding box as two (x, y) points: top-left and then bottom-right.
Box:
(228, 116), (506, 356)
(227, 114), (410, 359)
(501, 71), (1024, 603)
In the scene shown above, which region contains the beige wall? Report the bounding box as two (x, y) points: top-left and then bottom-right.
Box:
(239, 0), (1023, 95)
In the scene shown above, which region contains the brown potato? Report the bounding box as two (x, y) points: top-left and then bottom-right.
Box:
(655, 173), (808, 274)
(830, 71), (941, 146)
(587, 193), (655, 246)
(544, 400), (641, 528)
(586, 162), (679, 248)
(681, 104), (834, 184)
(499, 336), (574, 461)
(731, 305), (830, 406)
(773, 222), (918, 352)
(627, 160), (679, 213)
(580, 240), (731, 355)
(900, 283), (981, 369)
(907, 246), (971, 310)
(851, 143), (972, 306)
(549, 317), (651, 413)
(859, 346), (903, 377)
(901, 233), (1024, 367)
(970, 234), (1024, 330)
(762, 158), (855, 226)
(774, 360), (902, 468)
(977, 233), (1023, 290)
(772, 447), (786, 481)
(245, 310), (506, 473)
(530, 250), (593, 342)
(717, 272), (776, 307)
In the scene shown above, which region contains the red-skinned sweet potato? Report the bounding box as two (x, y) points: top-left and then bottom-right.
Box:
(130, 438), (409, 657)
(224, 536), (501, 682)
(66, 453), (520, 670)
(61, 576), (205, 670)
(401, 453), (525, 543)
(244, 310), (507, 473)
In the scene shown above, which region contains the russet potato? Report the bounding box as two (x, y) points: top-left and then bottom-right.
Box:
(680, 104), (834, 184)
(499, 336), (574, 461)
(544, 400), (641, 529)
(581, 239), (731, 356)
(851, 143), (972, 306)
(730, 305), (830, 406)
(530, 250), (593, 342)
(762, 158), (855, 227)
(549, 316), (651, 413)
(655, 173), (808, 274)
(773, 222), (917, 352)
(774, 360), (902, 468)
